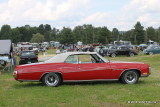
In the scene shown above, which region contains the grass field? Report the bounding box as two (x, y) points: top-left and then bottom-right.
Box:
(0, 50), (160, 107)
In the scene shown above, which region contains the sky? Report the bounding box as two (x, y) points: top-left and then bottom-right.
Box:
(0, 0), (160, 30)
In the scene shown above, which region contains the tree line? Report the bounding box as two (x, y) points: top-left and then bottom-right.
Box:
(0, 22), (160, 45)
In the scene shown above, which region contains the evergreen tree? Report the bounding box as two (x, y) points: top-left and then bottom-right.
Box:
(134, 22), (145, 44)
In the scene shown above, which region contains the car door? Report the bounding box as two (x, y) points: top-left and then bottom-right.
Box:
(75, 54), (113, 80)
(63, 54), (113, 81)
(124, 47), (130, 55)
(117, 47), (125, 55)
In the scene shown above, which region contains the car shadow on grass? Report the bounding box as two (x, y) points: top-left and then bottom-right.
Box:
(62, 80), (147, 86)
(13, 82), (45, 88)
(13, 80), (147, 88)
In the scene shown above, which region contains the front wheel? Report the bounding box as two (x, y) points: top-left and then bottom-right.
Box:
(42, 73), (62, 87)
(149, 52), (153, 55)
(120, 71), (139, 84)
(110, 53), (116, 57)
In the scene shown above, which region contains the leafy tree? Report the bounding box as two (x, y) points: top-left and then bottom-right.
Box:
(38, 24), (45, 34)
(96, 27), (111, 44)
(157, 27), (160, 43)
(50, 28), (59, 41)
(26, 27), (38, 42)
(112, 28), (119, 41)
(11, 28), (22, 43)
(30, 33), (45, 43)
(134, 22), (145, 44)
(146, 27), (156, 42)
(82, 24), (95, 44)
(44, 32), (50, 42)
(0, 25), (12, 39)
(122, 29), (134, 43)
(18, 27), (29, 42)
(44, 24), (51, 31)
(73, 26), (85, 43)
(58, 27), (74, 44)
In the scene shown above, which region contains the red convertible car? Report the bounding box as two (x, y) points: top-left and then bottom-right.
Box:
(13, 52), (151, 87)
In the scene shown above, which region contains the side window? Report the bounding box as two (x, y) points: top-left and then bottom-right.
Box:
(78, 55), (93, 64)
(64, 55), (78, 64)
(124, 47), (129, 50)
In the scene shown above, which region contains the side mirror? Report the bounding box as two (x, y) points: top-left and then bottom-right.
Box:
(0, 60), (7, 70)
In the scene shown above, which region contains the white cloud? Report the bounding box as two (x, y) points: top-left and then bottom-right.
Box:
(77, 0), (160, 30)
(121, 0), (160, 29)
(0, 0), (91, 27)
(0, 0), (160, 30)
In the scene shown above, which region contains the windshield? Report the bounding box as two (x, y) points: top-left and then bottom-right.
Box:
(109, 46), (116, 49)
(21, 51), (35, 56)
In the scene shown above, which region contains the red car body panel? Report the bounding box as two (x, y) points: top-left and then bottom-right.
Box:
(14, 61), (150, 82)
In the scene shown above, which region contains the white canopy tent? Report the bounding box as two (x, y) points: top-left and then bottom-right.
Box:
(0, 40), (13, 73)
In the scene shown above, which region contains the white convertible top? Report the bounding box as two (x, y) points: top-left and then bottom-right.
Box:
(45, 52), (106, 63)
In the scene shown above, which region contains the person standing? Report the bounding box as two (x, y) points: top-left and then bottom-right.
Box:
(99, 47), (105, 57)
(56, 48), (60, 55)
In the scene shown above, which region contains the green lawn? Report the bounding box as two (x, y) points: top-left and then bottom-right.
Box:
(0, 51), (160, 107)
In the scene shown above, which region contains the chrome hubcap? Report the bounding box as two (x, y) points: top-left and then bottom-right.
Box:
(130, 53), (134, 56)
(45, 74), (59, 86)
(125, 71), (137, 84)
(112, 54), (116, 57)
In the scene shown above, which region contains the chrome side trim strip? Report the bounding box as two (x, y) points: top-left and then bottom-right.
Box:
(19, 70), (60, 74)
(63, 79), (118, 82)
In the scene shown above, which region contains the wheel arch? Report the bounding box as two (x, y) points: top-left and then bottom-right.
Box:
(40, 72), (63, 82)
(119, 69), (141, 79)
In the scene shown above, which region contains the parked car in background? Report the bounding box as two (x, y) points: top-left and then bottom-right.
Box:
(143, 46), (160, 55)
(14, 52), (150, 87)
(19, 51), (38, 65)
(108, 45), (138, 57)
(94, 46), (109, 56)
(138, 44), (148, 51)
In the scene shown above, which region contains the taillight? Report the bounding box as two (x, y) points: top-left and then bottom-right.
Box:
(13, 71), (18, 78)
(36, 57), (38, 60)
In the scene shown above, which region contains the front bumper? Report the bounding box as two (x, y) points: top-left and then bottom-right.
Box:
(141, 67), (151, 77)
(141, 73), (151, 77)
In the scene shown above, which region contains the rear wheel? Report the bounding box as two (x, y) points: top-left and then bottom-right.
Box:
(129, 52), (134, 57)
(120, 70), (139, 84)
(42, 73), (62, 87)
